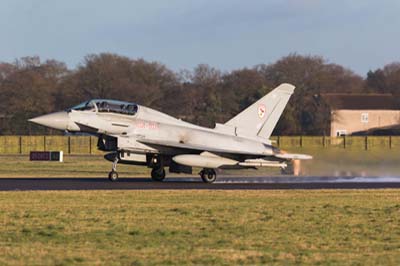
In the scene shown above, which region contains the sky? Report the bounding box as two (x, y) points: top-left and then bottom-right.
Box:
(0, 0), (399, 75)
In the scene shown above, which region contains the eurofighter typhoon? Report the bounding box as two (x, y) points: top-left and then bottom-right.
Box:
(29, 83), (312, 183)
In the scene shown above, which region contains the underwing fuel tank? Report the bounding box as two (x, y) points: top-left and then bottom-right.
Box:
(172, 153), (238, 168)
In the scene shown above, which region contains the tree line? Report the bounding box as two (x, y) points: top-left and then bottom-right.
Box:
(0, 53), (399, 135)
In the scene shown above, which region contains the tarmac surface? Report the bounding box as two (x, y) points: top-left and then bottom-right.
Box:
(1, 176), (400, 191)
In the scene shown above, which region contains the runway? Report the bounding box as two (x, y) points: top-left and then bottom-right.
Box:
(1, 176), (400, 191)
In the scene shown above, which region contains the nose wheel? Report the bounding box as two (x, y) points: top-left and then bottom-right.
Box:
(199, 168), (217, 183)
(108, 171), (119, 181)
(108, 154), (119, 181)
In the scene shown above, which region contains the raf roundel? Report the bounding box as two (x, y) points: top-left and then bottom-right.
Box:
(258, 104), (266, 118)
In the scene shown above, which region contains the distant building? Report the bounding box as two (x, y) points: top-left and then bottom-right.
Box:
(321, 94), (400, 136)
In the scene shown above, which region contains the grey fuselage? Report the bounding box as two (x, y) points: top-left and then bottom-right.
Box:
(29, 84), (311, 176)
(66, 104), (277, 159)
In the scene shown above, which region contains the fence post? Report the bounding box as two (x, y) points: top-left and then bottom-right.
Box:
(68, 136), (71, 154)
(365, 136), (368, 151)
(44, 136), (46, 151)
(19, 136), (22, 154)
(389, 136), (392, 149)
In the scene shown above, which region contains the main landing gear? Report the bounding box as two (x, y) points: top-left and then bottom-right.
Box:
(199, 168), (217, 183)
(151, 167), (166, 182)
(108, 155), (119, 181)
(107, 152), (217, 184)
(149, 155), (166, 182)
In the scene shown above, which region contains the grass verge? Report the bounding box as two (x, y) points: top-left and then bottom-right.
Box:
(0, 155), (150, 178)
(0, 190), (399, 265)
(0, 147), (400, 178)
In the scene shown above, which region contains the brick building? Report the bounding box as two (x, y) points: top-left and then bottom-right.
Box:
(321, 94), (400, 136)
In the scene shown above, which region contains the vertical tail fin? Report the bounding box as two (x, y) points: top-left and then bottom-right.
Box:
(225, 83), (295, 138)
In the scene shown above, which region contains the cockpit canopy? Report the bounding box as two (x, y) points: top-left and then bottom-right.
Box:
(70, 99), (138, 116)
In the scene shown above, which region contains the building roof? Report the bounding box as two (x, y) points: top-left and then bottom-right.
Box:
(352, 124), (400, 136)
(321, 93), (400, 110)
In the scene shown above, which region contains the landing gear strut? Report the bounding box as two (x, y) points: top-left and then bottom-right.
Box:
(199, 168), (217, 183)
(108, 154), (119, 181)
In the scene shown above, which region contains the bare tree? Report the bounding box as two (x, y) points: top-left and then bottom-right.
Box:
(0, 57), (68, 134)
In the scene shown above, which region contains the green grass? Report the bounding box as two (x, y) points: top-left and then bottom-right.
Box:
(0, 155), (151, 178)
(0, 190), (399, 265)
(1, 147), (400, 178)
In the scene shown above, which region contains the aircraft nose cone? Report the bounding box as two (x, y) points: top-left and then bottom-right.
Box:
(29, 111), (70, 130)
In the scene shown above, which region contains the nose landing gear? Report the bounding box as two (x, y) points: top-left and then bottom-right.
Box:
(199, 168), (217, 183)
(108, 155), (119, 181)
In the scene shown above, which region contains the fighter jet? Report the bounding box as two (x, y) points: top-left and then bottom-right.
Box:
(29, 83), (312, 183)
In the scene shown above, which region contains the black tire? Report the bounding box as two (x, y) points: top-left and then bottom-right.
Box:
(108, 171), (119, 181)
(200, 169), (217, 183)
(151, 168), (166, 182)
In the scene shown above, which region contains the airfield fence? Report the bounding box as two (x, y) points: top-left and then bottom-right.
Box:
(0, 135), (399, 155)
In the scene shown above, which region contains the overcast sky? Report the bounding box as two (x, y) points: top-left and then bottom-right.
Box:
(0, 0), (399, 75)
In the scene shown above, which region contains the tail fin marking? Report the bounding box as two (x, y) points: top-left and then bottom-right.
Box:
(224, 83), (295, 139)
